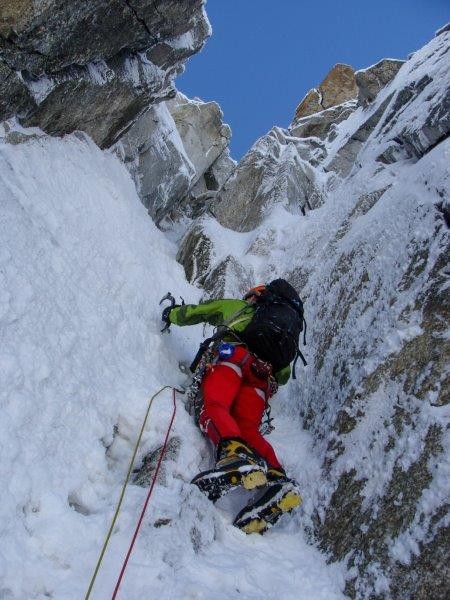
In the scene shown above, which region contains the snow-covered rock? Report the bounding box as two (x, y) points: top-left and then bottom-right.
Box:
(290, 101), (358, 142)
(115, 102), (196, 223)
(167, 94), (232, 188)
(355, 59), (405, 105)
(211, 127), (325, 233)
(0, 0), (211, 147)
(0, 121), (346, 600)
(114, 93), (234, 224)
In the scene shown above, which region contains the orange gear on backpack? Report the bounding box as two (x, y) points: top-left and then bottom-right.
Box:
(243, 285), (266, 302)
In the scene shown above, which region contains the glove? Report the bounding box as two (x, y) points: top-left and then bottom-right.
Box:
(161, 305), (173, 325)
(161, 304), (179, 331)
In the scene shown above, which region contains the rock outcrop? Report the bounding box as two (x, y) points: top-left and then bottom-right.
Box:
(294, 63), (358, 119)
(0, 0), (211, 147)
(290, 101), (357, 141)
(211, 127), (325, 232)
(116, 102), (196, 222)
(326, 30), (450, 177)
(355, 59), (405, 105)
(115, 93), (234, 224)
(167, 94), (231, 189)
(0, 1), (234, 228)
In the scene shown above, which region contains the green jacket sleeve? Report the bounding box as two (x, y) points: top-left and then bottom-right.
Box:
(169, 299), (248, 328)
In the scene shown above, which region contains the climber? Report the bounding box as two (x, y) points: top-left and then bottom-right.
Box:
(161, 278), (305, 533)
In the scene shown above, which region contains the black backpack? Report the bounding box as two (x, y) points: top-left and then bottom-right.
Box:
(240, 279), (306, 376)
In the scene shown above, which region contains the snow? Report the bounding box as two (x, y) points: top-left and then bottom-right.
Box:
(0, 125), (346, 599)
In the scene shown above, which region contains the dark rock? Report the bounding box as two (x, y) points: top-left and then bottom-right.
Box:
(133, 437), (181, 487)
(388, 524), (450, 600)
(435, 23), (450, 37)
(0, 59), (32, 120)
(176, 224), (213, 285)
(0, 0), (210, 147)
(0, 0), (206, 74)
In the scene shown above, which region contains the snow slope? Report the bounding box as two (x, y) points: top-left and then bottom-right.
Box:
(0, 125), (345, 599)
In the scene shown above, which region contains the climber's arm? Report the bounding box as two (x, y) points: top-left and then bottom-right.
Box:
(169, 299), (247, 327)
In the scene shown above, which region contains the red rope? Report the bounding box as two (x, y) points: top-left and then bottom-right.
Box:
(111, 387), (177, 599)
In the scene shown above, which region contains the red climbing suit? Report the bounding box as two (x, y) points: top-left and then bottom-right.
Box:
(199, 345), (282, 469)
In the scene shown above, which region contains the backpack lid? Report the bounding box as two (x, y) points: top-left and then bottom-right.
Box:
(263, 279), (304, 316)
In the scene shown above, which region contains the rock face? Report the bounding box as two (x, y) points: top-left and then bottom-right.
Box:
(294, 63), (358, 119)
(0, 0), (211, 147)
(176, 27), (450, 598)
(116, 102), (196, 222)
(168, 95), (231, 187)
(211, 127), (325, 232)
(176, 222), (254, 298)
(326, 31), (450, 178)
(115, 93), (234, 224)
(355, 59), (405, 105)
(290, 101), (357, 141)
(0, 0), (233, 226)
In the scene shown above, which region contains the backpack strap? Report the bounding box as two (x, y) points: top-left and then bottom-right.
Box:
(291, 316), (308, 379)
(291, 348), (307, 379)
(189, 305), (251, 373)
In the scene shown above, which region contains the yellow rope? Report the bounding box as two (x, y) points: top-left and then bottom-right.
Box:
(84, 385), (172, 600)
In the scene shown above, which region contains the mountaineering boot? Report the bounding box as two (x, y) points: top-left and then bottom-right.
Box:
(191, 437), (268, 502)
(233, 468), (302, 534)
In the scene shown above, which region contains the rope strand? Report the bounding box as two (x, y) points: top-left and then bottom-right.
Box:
(84, 385), (174, 600)
(111, 387), (177, 598)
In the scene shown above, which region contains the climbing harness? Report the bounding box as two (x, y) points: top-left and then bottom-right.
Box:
(185, 348), (213, 425)
(84, 385), (179, 600)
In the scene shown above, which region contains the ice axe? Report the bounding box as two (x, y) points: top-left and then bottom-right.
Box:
(159, 292), (185, 332)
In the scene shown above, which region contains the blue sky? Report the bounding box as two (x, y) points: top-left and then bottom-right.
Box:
(179, 0), (449, 159)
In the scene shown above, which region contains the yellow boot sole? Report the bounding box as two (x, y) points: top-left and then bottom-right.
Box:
(277, 490), (302, 511)
(241, 518), (268, 534)
(236, 489), (302, 534)
(242, 470), (267, 490)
